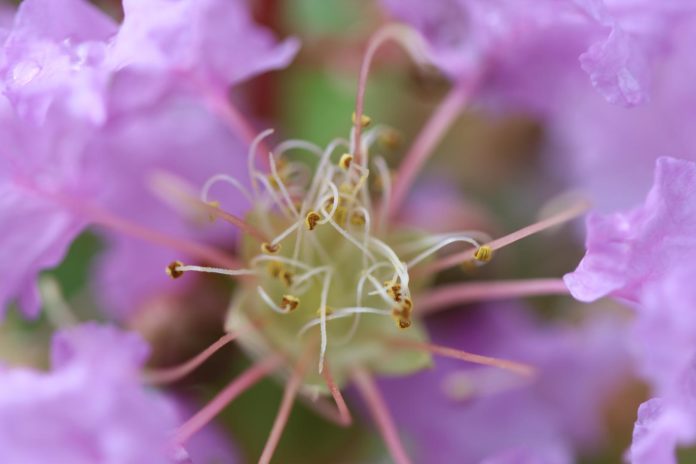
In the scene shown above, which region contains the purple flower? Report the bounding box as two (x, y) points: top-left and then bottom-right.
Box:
(110, 0), (299, 92)
(564, 157), (696, 304)
(0, 323), (180, 464)
(378, 304), (629, 463)
(0, 0), (298, 319)
(0, 0), (116, 123)
(381, 0), (695, 107)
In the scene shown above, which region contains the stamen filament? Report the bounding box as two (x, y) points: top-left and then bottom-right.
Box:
(321, 364), (353, 426)
(417, 279), (569, 315)
(173, 355), (282, 446)
(353, 24), (430, 165)
(248, 129), (275, 195)
(174, 264), (256, 278)
(352, 367), (412, 464)
(144, 332), (238, 385)
(259, 352), (310, 464)
(201, 174), (254, 205)
(298, 307), (393, 337)
(419, 200), (590, 275)
(389, 339), (535, 377)
(406, 236), (481, 268)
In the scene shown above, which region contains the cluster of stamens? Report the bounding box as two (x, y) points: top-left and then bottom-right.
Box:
(166, 118), (494, 377)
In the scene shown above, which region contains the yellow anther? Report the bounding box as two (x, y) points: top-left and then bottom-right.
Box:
(166, 261), (184, 279)
(385, 282), (402, 302)
(261, 242), (281, 254)
(305, 211), (322, 231)
(267, 174), (280, 191)
(267, 261), (284, 278)
(379, 129), (402, 150)
(339, 153), (353, 170)
(334, 206), (348, 226)
(316, 306), (334, 317)
(352, 112), (371, 128)
(280, 295), (300, 312)
(350, 211), (366, 226)
(391, 297), (413, 329)
(474, 245), (493, 263)
(279, 270), (294, 287)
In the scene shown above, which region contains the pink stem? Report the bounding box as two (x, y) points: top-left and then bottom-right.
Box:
(418, 279), (569, 315)
(352, 367), (412, 464)
(321, 364), (353, 426)
(390, 340), (535, 377)
(144, 332), (238, 385)
(173, 355), (282, 446)
(388, 81), (473, 220)
(419, 200), (590, 275)
(259, 356), (308, 464)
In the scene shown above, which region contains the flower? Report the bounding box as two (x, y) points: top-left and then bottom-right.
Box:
(566, 157), (696, 462)
(564, 157), (696, 304)
(0, 323), (180, 464)
(0, 0), (299, 319)
(380, 0), (696, 108)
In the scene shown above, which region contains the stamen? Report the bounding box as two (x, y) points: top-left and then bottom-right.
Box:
(417, 279), (569, 315)
(353, 24), (431, 165)
(298, 307), (393, 337)
(172, 355), (282, 446)
(248, 129), (275, 195)
(473, 245), (493, 263)
(318, 269), (334, 373)
(419, 200), (591, 275)
(321, 363), (353, 426)
(169, 263), (256, 278)
(339, 153), (354, 170)
(261, 242), (281, 254)
(352, 367), (413, 464)
(201, 174), (254, 205)
(352, 112), (372, 128)
(389, 339), (536, 377)
(305, 211), (322, 231)
(281, 295), (300, 312)
(406, 235), (481, 268)
(257, 286), (295, 314)
(259, 350), (311, 464)
(144, 332), (238, 385)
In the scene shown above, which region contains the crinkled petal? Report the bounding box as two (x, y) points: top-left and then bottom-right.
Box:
(565, 157), (696, 302)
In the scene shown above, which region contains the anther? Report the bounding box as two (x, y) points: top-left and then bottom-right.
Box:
(391, 297), (413, 329)
(166, 261), (184, 279)
(385, 282), (402, 302)
(281, 295), (300, 312)
(316, 306), (334, 317)
(261, 242), (281, 254)
(279, 270), (294, 287)
(334, 206), (348, 226)
(473, 245), (493, 263)
(379, 129), (401, 150)
(267, 261), (283, 278)
(352, 112), (371, 128)
(350, 211), (366, 226)
(305, 211), (322, 231)
(339, 154), (353, 170)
